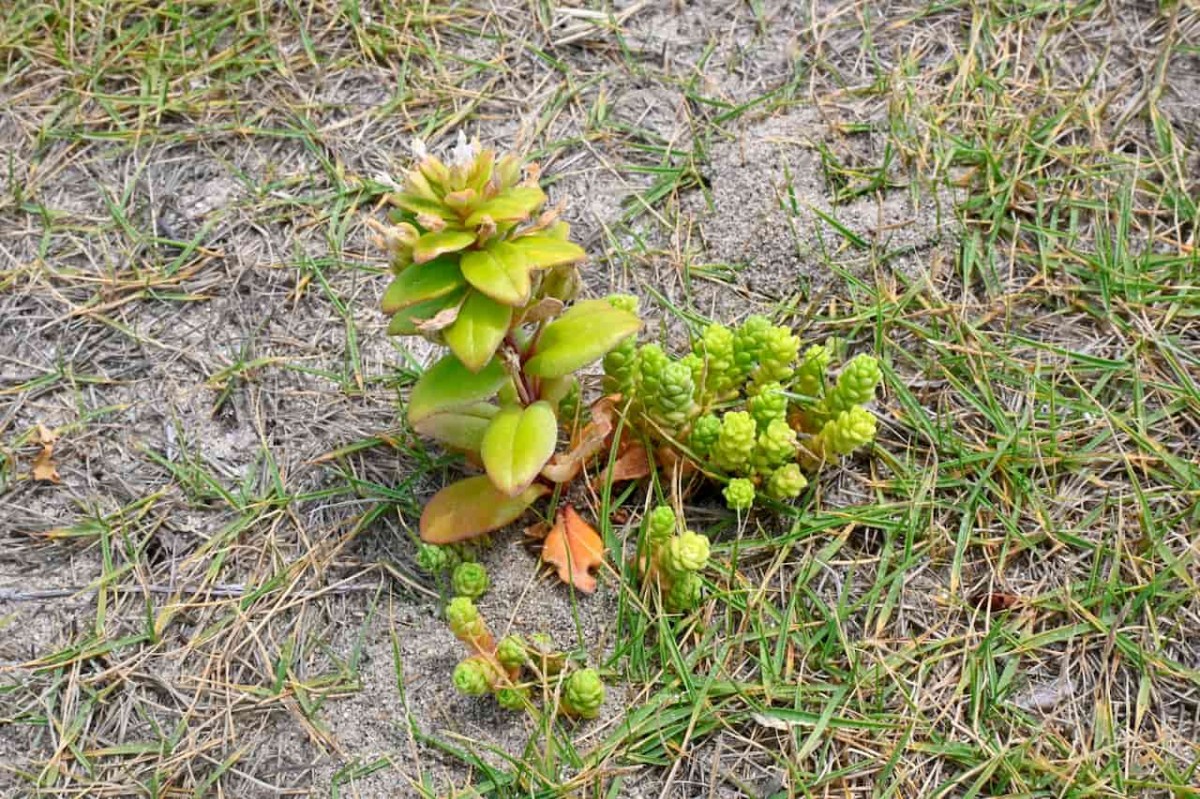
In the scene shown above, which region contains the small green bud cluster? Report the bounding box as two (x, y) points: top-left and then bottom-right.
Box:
(820, 354), (881, 417)
(451, 562), (490, 599)
(446, 596), (489, 645)
(723, 477), (755, 511)
(416, 543), (455, 574)
(645, 504), (677, 549)
(561, 668), (606, 719)
(601, 312), (881, 512)
(448, 607), (603, 718)
(629, 344), (698, 430)
(639, 505), (710, 613)
(415, 539), (495, 576)
(813, 405), (877, 456)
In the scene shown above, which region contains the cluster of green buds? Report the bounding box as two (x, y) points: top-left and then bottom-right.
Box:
(446, 597), (606, 717)
(638, 505), (710, 612)
(371, 136), (642, 544)
(414, 540), (491, 576)
(602, 311), (881, 511)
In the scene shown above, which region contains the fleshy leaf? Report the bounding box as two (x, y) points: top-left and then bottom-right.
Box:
(408, 354), (508, 424)
(459, 242), (531, 306)
(386, 289), (465, 336)
(465, 149), (495, 192)
(411, 402), (497, 452)
(508, 235), (586, 270)
(480, 401), (559, 496)
(541, 506), (605, 593)
(464, 187), (547, 227)
(444, 292), (513, 372)
(381, 258), (465, 313)
(412, 230), (476, 264)
(524, 300), (642, 378)
(393, 194), (452, 220)
(420, 476), (548, 544)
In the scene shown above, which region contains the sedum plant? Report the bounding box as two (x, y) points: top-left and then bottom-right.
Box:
(603, 306), (881, 511)
(370, 136), (641, 544)
(445, 597), (604, 716)
(637, 505), (710, 612)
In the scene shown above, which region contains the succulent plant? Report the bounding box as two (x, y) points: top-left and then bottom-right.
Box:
(766, 463), (808, 500)
(645, 505), (677, 549)
(600, 313), (881, 513)
(495, 685), (530, 711)
(662, 531), (711, 577)
(496, 634), (527, 671)
(415, 542), (451, 574)
(664, 570), (703, 612)
(711, 411), (757, 473)
(451, 562), (490, 599)
(813, 405), (878, 457)
(561, 668), (606, 719)
(820, 354), (881, 418)
(688, 414), (721, 458)
(371, 137), (642, 548)
(453, 657), (499, 696)
(723, 477), (756, 511)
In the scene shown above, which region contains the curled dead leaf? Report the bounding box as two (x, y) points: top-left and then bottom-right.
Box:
(969, 590), (1021, 612)
(541, 505), (605, 594)
(32, 423), (60, 484)
(540, 395), (621, 484)
(597, 441), (651, 484)
(414, 303), (462, 333)
(517, 297), (565, 326)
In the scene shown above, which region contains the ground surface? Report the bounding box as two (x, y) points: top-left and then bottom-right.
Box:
(1, 1), (1198, 797)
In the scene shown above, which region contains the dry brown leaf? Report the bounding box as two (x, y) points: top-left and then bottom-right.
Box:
(598, 441), (651, 484)
(32, 424), (60, 484)
(540, 395), (620, 483)
(541, 505), (605, 593)
(969, 590), (1021, 612)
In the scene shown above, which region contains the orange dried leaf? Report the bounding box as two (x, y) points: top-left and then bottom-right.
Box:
(540, 395), (620, 484)
(32, 445), (60, 483)
(542, 506), (605, 594)
(32, 424), (59, 483)
(597, 442), (652, 484)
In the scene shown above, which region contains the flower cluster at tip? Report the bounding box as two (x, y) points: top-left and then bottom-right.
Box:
(372, 137), (583, 352)
(601, 304), (882, 512)
(440, 574), (604, 717)
(638, 505), (711, 613)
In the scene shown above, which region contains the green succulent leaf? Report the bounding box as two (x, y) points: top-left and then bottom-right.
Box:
(460, 241), (531, 306)
(412, 230), (476, 264)
(480, 401), (558, 496)
(393, 194), (453, 220)
(381, 257), (465, 313)
(508, 235), (586, 270)
(524, 300), (642, 378)
(420, 475), (548, 544)
(408, 354), (508, 424)
(464, 186), (546, 227)
(411, 402), (498, 452)
(385, 289), (465, 336)
(444, 291), (513, 372)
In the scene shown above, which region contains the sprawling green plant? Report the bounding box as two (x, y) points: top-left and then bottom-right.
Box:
(371, 136), (641, 543)
(637, 505), (711, 612)
(604, 303), (881, 510)
(445, 596), (605, 717)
